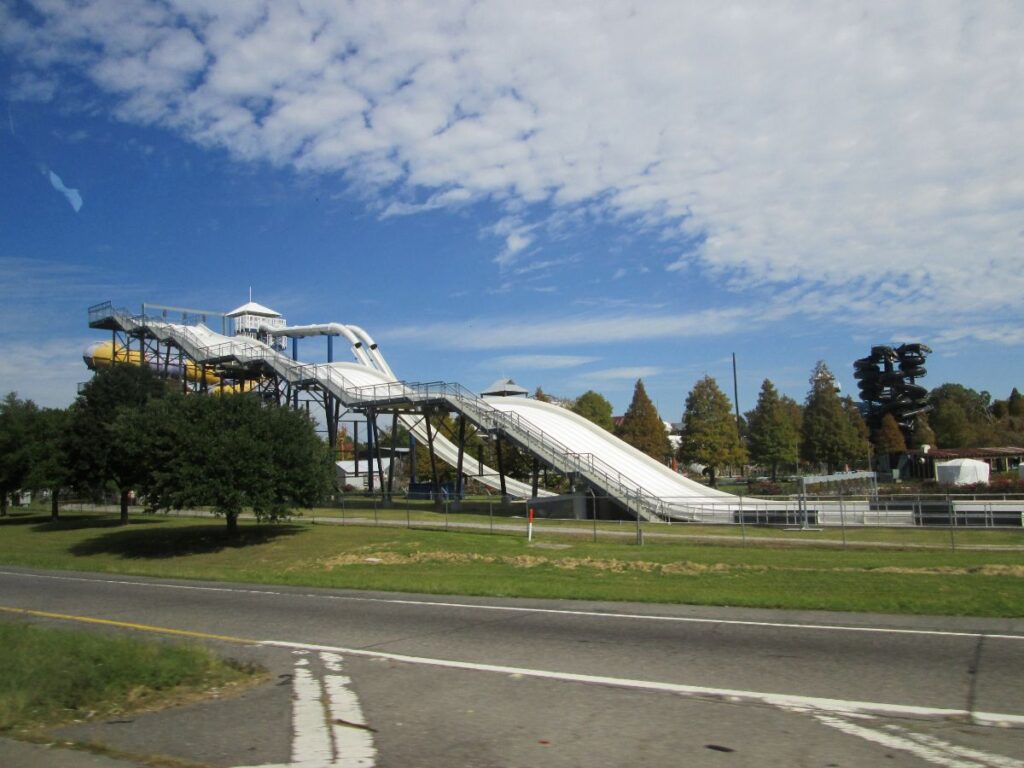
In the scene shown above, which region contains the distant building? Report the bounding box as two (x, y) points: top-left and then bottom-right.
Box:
(903, 446), (1023, 480)
(227, 300), (287, 350)
(482, 377), (529, 397)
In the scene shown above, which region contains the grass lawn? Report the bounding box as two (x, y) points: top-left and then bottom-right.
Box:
(2, 506), (1023, 617)
(0, 621), (260, 737)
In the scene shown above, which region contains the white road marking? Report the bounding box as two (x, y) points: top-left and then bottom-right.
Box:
(262, 638), (1024, 727)
(4, 569), (1022, 641)
(813, 715), (1024, 768)
(321, 653), (376, 768)
(238, 652), (376, 768)
(292, 657), (332, 765)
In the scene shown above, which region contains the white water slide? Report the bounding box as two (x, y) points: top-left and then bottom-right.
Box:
(88, 304), (741, 520)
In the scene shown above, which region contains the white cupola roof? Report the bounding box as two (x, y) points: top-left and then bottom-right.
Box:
(226, 301), (281, 318)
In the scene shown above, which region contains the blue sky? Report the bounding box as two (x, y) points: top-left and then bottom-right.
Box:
(1, 1), (1022, 420)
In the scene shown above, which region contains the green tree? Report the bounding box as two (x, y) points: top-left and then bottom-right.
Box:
(801, 362), (861, 472)
(1007, 388), (1023, 417)
(843, 397), (871, 469)
(678, 376), (746, 487)
(873, 412), (907, 456)
(25, 407), (72, 521)
(746, 379), (798, 481)
(928, 383), (995, 447)
(571, 390), (615, 431)
(929, 398), (973, 448)
(616, 380), (671, 461)
(908, 413), (936, 448)
(141, 394), (334, 534)
(0, 393), (38, 516)
(413, 411), (486, 487)
(68, 364), (169, 524)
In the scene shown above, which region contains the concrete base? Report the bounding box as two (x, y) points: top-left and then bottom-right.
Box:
(528, 493), (631, 520)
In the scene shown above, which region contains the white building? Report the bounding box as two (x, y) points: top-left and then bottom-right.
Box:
(226, 300), (287, 350)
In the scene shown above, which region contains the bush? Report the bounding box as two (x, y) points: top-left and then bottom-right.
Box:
(747, 480), (784, 496)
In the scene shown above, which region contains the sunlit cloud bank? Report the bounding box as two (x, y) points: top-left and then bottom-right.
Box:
(5, 0), (1022, 341)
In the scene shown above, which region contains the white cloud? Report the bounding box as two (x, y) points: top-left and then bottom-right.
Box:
(45, 168), (83, 212)
(580, 366), (661, 382)
(386, 307), (749, 350)
(492, 354), (597, 370)
(0, 337), (93, 407)
(5, 1), (1024, 340)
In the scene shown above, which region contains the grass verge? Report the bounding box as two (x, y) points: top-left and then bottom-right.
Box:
(2, 507), (1023, 617)
(0, 621), (261, 737)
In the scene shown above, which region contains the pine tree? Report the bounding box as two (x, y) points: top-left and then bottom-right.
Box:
(801, 362), (861, 473)
(746, 379), (798, 481)
(533, 386), (553, 403)
(616, 379), (671, 461)
(843, 397), (871, 468)
(678, 375), (746, 487)
(1008, 388), (1024, 417)
(873, 412), (907, 455)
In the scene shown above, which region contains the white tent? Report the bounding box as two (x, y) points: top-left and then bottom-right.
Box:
(936, 458), (990, 486)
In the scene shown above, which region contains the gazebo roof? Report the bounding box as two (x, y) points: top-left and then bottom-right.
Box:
(226, 301), (281, 318)
(482, 377), (529, 397)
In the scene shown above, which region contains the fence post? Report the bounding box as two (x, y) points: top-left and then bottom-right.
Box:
(739, 493), (746, 546)
(839, 492), (847, 548)
(489, 502), (493, 533)
(947, 494), (955, 551)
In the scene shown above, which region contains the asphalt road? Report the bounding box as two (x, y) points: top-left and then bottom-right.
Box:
(1, 566), (1022, 767)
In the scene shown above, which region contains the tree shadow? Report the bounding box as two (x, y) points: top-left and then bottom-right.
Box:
(0, 511), (51, 526)
(31, 514), (170, 533)
(69, 523), (304, 559)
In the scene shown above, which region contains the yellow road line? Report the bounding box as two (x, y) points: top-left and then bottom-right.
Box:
(0, 605), (257, 645)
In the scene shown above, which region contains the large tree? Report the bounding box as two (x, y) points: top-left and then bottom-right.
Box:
(25, 407), (72, 520)
(1008, 388), (1024, 418)
(746, 379), (798, 481)
(0, 393), (38, 516)
(801, 362), (862, 473)
(873, 412), (907, 456)
(678, 375), (746, 487)
(928, 383), (995, 447)
(616, 379), (671, 461)
(68, 364), (169, 524)
(843, 397), (871, 468)
(908, 413), (937, 449)
(141, 394), (334, 534)
(571, 390), (615, 431)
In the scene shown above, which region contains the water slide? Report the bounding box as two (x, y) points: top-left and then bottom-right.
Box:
(87, 303), (741, 520)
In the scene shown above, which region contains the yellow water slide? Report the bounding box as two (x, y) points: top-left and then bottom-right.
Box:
(82, 340), (255, 393)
